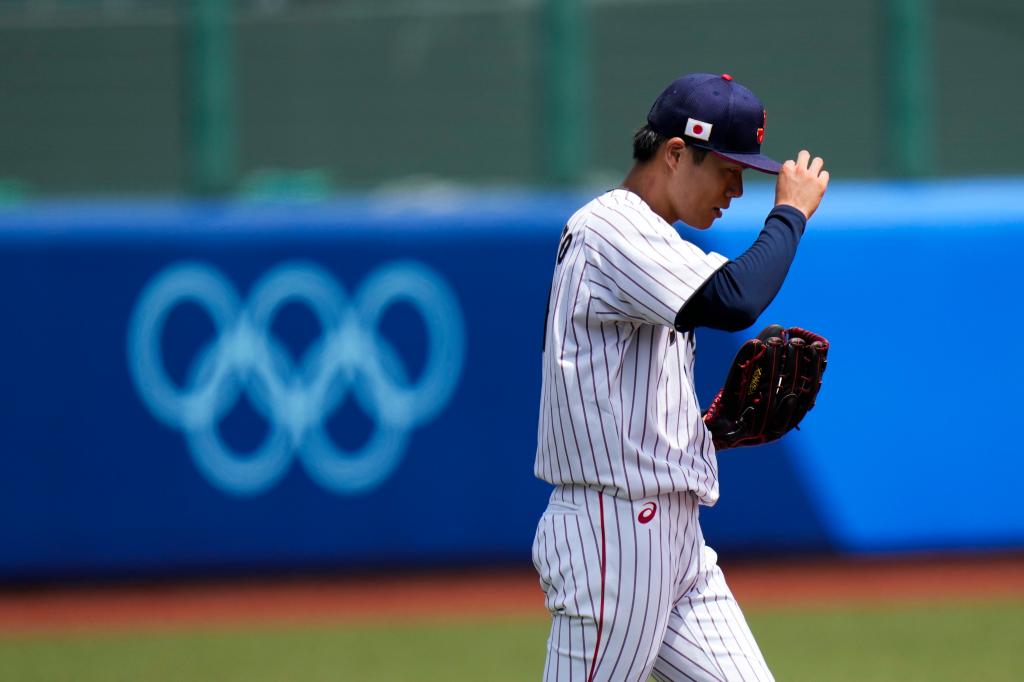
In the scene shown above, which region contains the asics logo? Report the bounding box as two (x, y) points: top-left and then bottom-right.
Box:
(127, 260), (465, 497)
(638, 502), (657, 524)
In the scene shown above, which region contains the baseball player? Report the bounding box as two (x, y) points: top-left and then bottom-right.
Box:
(532, 73), (828, 681)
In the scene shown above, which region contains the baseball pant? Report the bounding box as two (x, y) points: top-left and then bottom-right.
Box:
(532, 485), (773, 682)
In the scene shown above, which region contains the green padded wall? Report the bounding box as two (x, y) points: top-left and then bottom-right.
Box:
(0, 0), (1020, 195)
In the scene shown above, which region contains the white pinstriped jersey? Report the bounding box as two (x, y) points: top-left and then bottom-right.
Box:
(535, 189), (729, 505)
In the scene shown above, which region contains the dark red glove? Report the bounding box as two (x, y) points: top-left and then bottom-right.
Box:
(703, 324), (829, 450)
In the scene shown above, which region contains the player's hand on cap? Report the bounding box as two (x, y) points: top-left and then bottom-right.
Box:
(775, 150), (829, 220)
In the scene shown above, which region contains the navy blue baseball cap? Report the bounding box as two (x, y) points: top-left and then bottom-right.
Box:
(647, 72), (781, 175)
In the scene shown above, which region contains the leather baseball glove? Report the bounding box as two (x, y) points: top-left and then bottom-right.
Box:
(703, 324), (829, 450)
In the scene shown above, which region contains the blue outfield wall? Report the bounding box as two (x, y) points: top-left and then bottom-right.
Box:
(0, 178), (1022, 579)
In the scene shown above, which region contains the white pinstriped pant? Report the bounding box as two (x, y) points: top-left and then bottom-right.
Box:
(532, 485), (773, 682)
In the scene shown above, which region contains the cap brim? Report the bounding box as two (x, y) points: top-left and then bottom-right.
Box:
(712, 150), (782, 175)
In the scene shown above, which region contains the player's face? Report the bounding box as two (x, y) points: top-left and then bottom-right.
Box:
(671, 148), (745, 229)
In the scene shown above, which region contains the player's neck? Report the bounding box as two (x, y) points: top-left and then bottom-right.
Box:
(621, 165), (676, 224)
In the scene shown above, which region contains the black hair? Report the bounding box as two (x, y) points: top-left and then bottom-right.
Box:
(632, 123), (709, 165)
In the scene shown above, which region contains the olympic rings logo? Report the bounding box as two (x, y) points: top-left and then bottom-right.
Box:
(127, 260), (465, 496)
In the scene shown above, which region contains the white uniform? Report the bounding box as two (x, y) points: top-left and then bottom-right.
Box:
(533, 189), (774, 681)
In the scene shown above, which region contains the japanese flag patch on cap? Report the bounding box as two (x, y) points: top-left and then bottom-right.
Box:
(684, 118), (713, 141)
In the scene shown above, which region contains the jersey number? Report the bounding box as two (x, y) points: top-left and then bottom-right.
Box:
(556, 226), (573, 264)
(543, 224), (572, 350)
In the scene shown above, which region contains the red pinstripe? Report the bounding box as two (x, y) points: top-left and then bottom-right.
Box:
(587, 492), (607, 682)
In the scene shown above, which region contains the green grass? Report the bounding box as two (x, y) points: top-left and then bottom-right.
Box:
(750, 600), (1024, 682)
(1, 600), (1021, 681)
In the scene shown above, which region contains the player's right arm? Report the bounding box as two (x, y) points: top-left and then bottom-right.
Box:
(674, 151), (829, 333)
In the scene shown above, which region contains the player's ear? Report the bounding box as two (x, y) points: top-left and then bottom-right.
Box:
(663, 137), (685, 172)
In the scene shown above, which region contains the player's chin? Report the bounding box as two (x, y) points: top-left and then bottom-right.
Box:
(681, 209), (715, 230)
(693, 214), (716, 230)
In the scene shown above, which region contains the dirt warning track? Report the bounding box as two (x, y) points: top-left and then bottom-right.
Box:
(1, 554), (1021, 635)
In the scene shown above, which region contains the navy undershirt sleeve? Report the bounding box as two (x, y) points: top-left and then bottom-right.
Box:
(674, 204), (807, 333)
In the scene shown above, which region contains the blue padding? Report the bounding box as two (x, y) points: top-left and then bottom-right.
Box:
(0, 177), (1021, 578)
(2, 177), (1022, 238)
